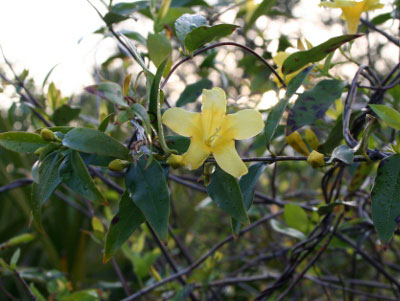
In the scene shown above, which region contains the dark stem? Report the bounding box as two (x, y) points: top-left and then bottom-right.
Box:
(111, 258), (131, 296)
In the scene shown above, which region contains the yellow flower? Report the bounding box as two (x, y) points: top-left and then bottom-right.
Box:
(307, 150), (325, 168)
(162, 87), (264, 177)
(320, 0), (384, 34)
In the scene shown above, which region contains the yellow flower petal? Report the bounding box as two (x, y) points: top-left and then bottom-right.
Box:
(181, 137), (210, 170)
(213, 141), (248, 178)
(307, 150), (325, 168)
(222, 109), (264, 140)
(201, 87), (227, 140)
(273, 52), (290, 66)
(162, 108), (202, 137)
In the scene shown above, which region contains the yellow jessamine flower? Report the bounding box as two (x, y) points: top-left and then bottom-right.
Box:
(320, 0), (384, 34)
(162, 87), (264, 178)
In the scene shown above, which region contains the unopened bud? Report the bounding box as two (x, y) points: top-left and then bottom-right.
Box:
(108, 159), (130, 171)
(307, 150), (325, 168)
(40, 128), (56, 141)
(34, 146), (46, 156)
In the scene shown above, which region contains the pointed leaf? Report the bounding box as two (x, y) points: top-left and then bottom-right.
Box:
(104, 191), (146, 262)
(59, 151), (106, 205)
(125, 157), (170, 240)
(371, 154), (400, 244)
(184, 24), (239, 52)
(207, 167), (249, 224)
(0, 132), (49, 153)
(282, 35), (361, 75)
(149, 57), (169, 123)
(175, 13), (207, 44)
(176, 79), (213, 107)
(286, 79), (345, 135)
(62, 128), (129, 160)
(328, 145), (354, 164)
(284, 204), (309, 234)
(369, 104), (400, 130)
(85, 82), (128, 108)
(52, 105), (80, 126)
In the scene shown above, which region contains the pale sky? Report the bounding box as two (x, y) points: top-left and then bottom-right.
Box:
(0, 0), (396, 110)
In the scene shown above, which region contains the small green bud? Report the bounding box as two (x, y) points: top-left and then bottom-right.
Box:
(108, 159), (130, 171)
(40, 128), (56, 141)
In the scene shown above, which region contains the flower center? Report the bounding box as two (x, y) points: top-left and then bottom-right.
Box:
(205, 126), (222, 148)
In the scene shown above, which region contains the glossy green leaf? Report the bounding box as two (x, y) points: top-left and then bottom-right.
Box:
(98, 113), (115, 132)
(318, 114), (343, 154)
(30, 151), (63, 230)
(282, 35), (361, 75)
(369, 104), (400, 130)
(245, 0), (277, 32)
(207, 167), (249, 224)
(284, 204), (309, 234)
(85, 82), (127, 108)
(122, 30), (147, 45)
(184, 24), (239, 52)
(59, 151), (106, 205)
(103, 12), (129, 26)
(270, 219), (306, 240)
(286, 79), (345, 135)
(232, 163), (266, 234)
(62, 128), (129, 160)
(36, 126), (74, 134)
(328, 145), (354, 164)
(0, 132), (49, 153)
(371, 154), (400, 244)
(175, 13), (207, 44)
(104, 191), (146, 262)
(176, 78), (212, 106)
(165, 135), (190, 154)
(147, 33), (172, 69)
(125, 157), (170, 240)
(52, 105), (80, 126)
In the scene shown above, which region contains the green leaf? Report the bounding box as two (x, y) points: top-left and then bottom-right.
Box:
(47, 82), (66, 110)
(103, 12), (129, 26)
(171, 0), (209, 7)
(175, 13), (207, 44)
(98, 113), (115, 132)
(125, 157), (170, 240)
(285, 65), (313, 99)
(240, 163), (266, 210)
(282, 35), (361, 75)
(62, 128), (129, 160)
(104, 191), (146, 262)
(0, 233), (35, 250)
(158, 0), (172, 20)
(232, 163), (266, 234)
(245, 0), (277, 32)
(270, 219), (306, 240)
(30, 151), (63, 230)
(369, 104), (400, 130)
(85, 82), (128, 108)
(147, 33), (172, 69)
(328, 145), (354, 164)
(10, 248), (20, 269)
(318, 114), (343, 154)
(284, 204), (309, 234)
(0, 132), (49, 153)
(149, 57), (170, 123)
(184, 24), (239, 52)
(59, 151), (106, 205)
(52, 105), (80, 126)
(371, 154), (400, 244)
(207, 167), (249, 224)
(36, 126), (74, 134)
(286, 79), (345, 135)
(58, 289), (100, 301)
(111, 1), (149, 15)
(165, 135), (190, 154)
(176, 78), (212, 106)
(122, 30), (147, 45)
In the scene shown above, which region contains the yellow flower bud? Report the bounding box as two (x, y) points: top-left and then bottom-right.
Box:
(40, 128), (56, 141)
(108, 159), (130, 171)
(307, 150), (325, 168)
(166, 154), (184, 169)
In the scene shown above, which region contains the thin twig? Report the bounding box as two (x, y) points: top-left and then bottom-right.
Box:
(360, 18), (400, 46)
(111, 258), (131, 296)
(121, 211), (283, 301)
(14, 270), (37, 301)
